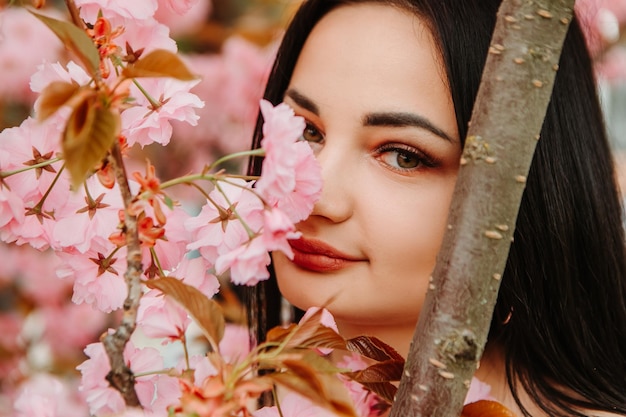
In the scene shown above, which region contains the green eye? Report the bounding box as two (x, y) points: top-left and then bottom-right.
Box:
(301, 123), (324, 143)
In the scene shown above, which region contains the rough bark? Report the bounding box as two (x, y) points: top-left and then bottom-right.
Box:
(102, 143), (142, 407)
(389, 1), (575, 416)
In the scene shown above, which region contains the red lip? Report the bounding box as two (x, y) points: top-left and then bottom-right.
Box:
(288, 237), (364, 272)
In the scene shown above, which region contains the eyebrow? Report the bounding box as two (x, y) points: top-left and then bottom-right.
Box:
(285, 88), (320, 115)
(285, 88), (454, 143)
(363, 112), (454, 143)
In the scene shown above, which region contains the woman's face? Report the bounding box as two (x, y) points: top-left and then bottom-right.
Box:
(273, 3), (461, 351)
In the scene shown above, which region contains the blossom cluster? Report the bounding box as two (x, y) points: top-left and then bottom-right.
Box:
(576, 0), (626, 81)
(0, 0), (323, 416)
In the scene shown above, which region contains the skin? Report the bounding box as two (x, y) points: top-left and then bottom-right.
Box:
(273, 3), (461, 358)
(272, 4), (622, 416)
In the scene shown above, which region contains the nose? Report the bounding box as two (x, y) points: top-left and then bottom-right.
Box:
(309, 141), (354, 223)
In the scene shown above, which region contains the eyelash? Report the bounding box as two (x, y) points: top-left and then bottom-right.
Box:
(374, 143), (438, 173)
(299, 119), (438, 172)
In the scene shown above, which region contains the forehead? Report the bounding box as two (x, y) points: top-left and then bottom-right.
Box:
(289, 2), (457, 139)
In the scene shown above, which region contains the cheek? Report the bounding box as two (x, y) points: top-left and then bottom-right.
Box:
(366, 178), (456, 272)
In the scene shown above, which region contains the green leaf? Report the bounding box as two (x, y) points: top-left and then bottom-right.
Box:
(122, 49), (197, 80)
(146, 277), (225, 348)
(63, 95), (119, 187)
(37, 81), (80, 120)
(29, 11), (99, 77)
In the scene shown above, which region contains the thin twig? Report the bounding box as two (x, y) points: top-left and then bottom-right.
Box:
(101, 143), (142, 407)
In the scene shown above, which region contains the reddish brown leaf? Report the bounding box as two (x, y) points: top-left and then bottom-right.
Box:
(29, 11), (99, 77)
(269, 371), (358, 417)
(346, 359), (405, 383)
(267, 308), (347, 351)
(461, 400), (519, 417)
(63, 95), (120, 187)
(346, 335), (404, 362)
(146, 277), (225, 348)
(265, 323), (297, 344)
(122, 49), (196, 80)
(37, 81), (80, 120)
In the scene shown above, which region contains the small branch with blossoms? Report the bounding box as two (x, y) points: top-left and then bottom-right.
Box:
(0, 1), (402, 415)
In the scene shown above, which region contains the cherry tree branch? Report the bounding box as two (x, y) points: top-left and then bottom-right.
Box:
(390, 1), (575, 416)
(101, 142), (142, 407)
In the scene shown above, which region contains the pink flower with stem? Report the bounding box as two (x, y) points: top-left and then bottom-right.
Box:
(255, 100), (322, 222)
(52, 177), (124, 254)
(137, 289), (191, 343)
(78, 340), (180, 417)
(0, 114), (71, 250)
(121, 78), (204, 147)
(56, 245), (128, 312)
(185, 178), (264, 266)
(214, 236), (271, 286)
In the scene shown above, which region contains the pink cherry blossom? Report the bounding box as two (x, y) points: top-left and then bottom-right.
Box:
(179, 354), (218, 387)
(147, 205), (192, 273)
(75, 0), (158, 22)
(137, 289), (191, 342)
(56, 247), (128, 312)
(171, 256), (220, 298)
(300, 307), (339, 333)
(78, 340), (180, 416)
(114, 17), (177, 55)
(121, 78), (204, 147)
(214, 237), (271, 286)
(41, 303), (107, 360)
(0, 114), (71, 250)
(155, 0), (212, 37)
(464, 377), (495, 404)
(171, 38), (277, 163)
(262, 208), (300, 258)
(159, 0), (202, 15)
(185, 178), (264, 266)
(271, 141), (323, 222)
(255, 100), (322, 222)
(0, 187), (24, 241)
(52, 178), (124, 254)
(30, 61), (91, 96)
(336, 353), (383, 417)
(219, 324), (250, 363)
(576, 0), (626, 55)
(0, 7), (63, 104)
(78, 342), (126, 416)
(128, 345), (181, 415)
(253, 392), (337, 417)
(13, 373), (88, 417)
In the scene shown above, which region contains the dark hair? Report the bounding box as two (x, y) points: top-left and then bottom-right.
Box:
(247, 1), (626, 415)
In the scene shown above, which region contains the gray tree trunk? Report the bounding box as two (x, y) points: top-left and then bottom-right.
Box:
(389, 1), (575, 416)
